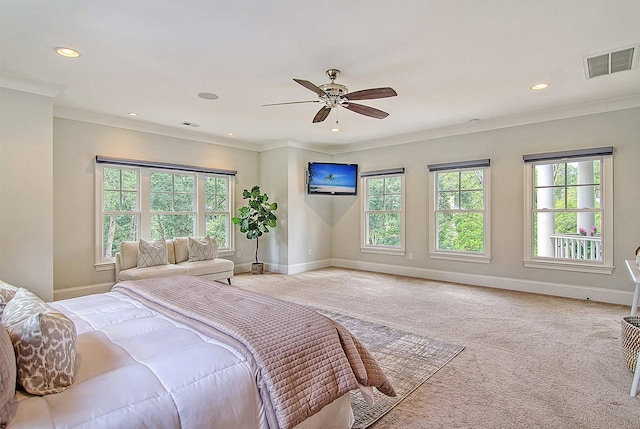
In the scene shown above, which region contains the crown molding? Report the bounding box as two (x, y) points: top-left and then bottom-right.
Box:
(327, 94), (640, 154)
(54, 106), (261, 152)
(0, 72), (66, 98)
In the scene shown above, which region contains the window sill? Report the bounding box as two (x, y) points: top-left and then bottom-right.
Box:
(361, 247), (405, 256)
(429, 252), (491, 264)
(94, 261), (115, 272)
(523, 259), (614, 274)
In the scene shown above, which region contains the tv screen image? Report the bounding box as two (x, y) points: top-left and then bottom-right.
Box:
(307, 162), (358, 195)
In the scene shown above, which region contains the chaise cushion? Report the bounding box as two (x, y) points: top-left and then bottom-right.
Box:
(137, 238), (169, 268)
(179, 258), (234, 277)
(119, 241), (139, 271)
(173, 237), (190, 263)
(1, 288), (77, 395)
(118, 264), (191, 280)
(188, 236), (215, 262)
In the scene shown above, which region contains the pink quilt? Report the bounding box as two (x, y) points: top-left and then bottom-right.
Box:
(113, 276), (395, 429)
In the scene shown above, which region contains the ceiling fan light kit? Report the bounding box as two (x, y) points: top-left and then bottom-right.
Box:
(266, 69), (397, 124)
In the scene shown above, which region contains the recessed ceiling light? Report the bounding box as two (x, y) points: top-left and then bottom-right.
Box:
(227, 132), (234, 136)
(530, 83), (550, 90)
(55, 47), (80, 58)
(128, 112), (139, 117)
(198, 92), (219, 100)
(330, 127), (340, 133)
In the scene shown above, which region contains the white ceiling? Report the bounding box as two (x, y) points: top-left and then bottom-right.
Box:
(2, 0), (640, 151)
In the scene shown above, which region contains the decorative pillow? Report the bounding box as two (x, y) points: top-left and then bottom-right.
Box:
(188, 236), (215, 262)
(0, 326), (16, 426)
(1, 288), (77, 395)
(137, 238), (169, 268)
(0, 281), (18, 318)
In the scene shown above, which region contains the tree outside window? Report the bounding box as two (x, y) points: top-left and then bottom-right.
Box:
(102, 167), (139, 258)
(532, 159), (601, 260)
(363, 174), (404, 252)
(150, 171), (195, 239)
(436, 169), (485, 253)
(205, 175), (230, 248)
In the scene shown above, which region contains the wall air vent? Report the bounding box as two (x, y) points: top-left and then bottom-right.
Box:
(584, 45), (638, 79)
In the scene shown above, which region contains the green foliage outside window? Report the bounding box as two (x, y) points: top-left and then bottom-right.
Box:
(366, 176), (402, 247)
(436, 169), (484, 253)
(103, 167), (139, 258)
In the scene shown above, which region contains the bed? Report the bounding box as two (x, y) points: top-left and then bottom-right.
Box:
(1, 276), (395, 429)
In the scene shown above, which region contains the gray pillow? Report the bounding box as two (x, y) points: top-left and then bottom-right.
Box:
(1, 288), (77, 395)
(188, 236), (215, 262)
(137, 237), (169, 268)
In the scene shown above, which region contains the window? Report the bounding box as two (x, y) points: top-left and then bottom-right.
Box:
(428, 160), (491, 263)
(523, 148), (613, 273)
(150, 171), (195, 239)
(95, 158), (235, 267)
(204, 175), (231, 248)
(102, 167), (139, 259)
(361, 169), (405, 255)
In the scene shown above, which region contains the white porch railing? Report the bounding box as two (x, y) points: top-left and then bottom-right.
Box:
(550, 234), (601, 260)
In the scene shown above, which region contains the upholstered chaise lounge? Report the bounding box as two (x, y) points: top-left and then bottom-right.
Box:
(115, 236), (234, 284)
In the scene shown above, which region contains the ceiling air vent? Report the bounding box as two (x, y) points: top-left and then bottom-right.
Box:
(584, 45), (638, 79)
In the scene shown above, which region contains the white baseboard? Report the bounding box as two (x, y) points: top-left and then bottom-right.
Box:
(54, 259), (633, 307)
(53, 282), (113, 301)
(331, 258), (634, 306)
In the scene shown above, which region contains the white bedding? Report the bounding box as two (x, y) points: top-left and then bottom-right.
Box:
(6, 292), (353, 429)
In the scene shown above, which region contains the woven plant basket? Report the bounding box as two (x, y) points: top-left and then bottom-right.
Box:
(621, 316), (640, 371)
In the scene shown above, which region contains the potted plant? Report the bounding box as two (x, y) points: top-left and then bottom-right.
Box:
(232, 185), (278, 274)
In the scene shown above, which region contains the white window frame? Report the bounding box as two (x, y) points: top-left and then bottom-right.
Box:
(361, 172), (406, 256)
(523, 154), (613, 274)
(428, 165), (492, 263)
(95, 163), (234, 269)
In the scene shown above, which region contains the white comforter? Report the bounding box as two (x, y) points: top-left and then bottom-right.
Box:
(8, 292), (271, 429)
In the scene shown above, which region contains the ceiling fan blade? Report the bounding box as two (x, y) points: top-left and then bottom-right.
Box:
(262, 100), (319, 106)
(294, 79), (327, 97)
(312, 106), (332, 123)
(342, 102), (389, 119)
(344, 87), (397, 101)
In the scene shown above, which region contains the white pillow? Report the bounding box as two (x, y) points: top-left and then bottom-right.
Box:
(137, 238), (169, 268)
(188, 236), (215, 262)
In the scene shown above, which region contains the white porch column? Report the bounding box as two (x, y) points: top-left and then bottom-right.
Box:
(537, 164), (555, 257)
(577, 161), (595, 233)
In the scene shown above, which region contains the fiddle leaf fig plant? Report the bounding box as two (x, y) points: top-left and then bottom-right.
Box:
(232, 186), (278, 264)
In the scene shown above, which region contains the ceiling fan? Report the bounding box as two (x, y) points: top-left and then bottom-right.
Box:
(264, 69), (397, 123)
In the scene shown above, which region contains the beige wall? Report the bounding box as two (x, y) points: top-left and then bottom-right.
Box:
(0, 88), (54, 300)
(53, 118), (260, 291)
(2, 82), (639, 305)
(331, 108), (640, 299)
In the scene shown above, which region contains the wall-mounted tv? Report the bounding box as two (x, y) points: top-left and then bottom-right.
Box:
(307, 162), (358, 195)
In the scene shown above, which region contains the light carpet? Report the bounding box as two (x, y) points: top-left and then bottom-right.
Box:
(316, 309), (464, 428)
(232, 267), (640, 428)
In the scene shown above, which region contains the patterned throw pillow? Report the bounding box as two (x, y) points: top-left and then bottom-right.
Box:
(0, 281), (18, 318)
(188, 236), (215, 262)
(0, 325), (16, 426)
(137, 237), (169, 268)
(1, 288), (77, 395)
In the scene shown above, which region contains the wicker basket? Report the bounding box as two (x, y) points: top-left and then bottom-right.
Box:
(621, 316), (640, 371)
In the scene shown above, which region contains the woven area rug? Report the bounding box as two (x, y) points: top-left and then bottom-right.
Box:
(316, 309), (464, 429)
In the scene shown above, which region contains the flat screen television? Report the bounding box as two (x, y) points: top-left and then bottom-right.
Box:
(307, 162), (358, 195)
